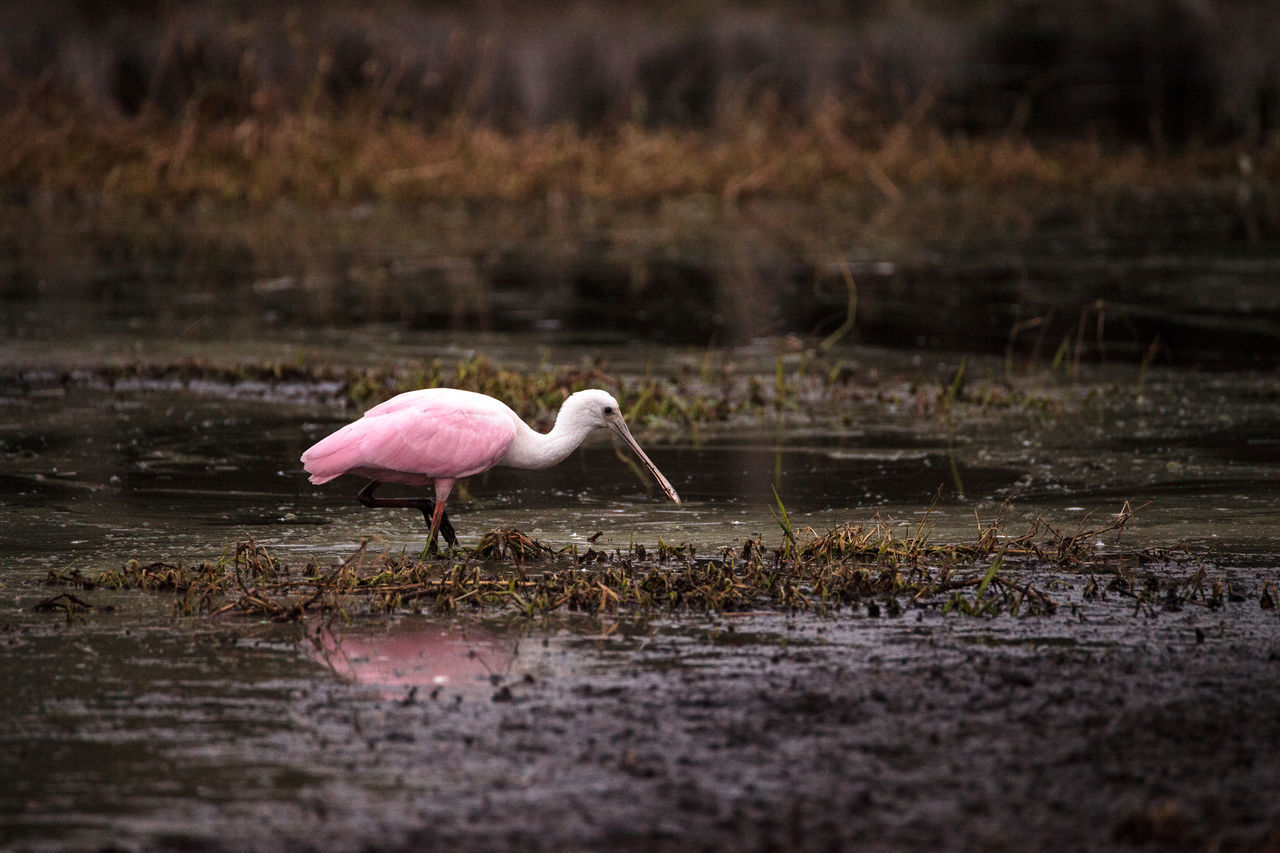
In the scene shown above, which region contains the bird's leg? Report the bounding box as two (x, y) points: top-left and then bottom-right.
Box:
(425, 498), (450, 555)
(356, 480), (458, 547)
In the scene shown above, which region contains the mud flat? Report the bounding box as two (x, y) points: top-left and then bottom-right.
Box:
(3, 564), (1278, 851)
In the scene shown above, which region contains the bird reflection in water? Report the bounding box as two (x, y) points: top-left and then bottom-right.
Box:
(308, 620), (517, 699)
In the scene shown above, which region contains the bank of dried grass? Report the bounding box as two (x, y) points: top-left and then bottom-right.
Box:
(8, 93), (1265, 209)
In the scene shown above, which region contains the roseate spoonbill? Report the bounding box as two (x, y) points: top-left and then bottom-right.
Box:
(301, 388), (680, 548)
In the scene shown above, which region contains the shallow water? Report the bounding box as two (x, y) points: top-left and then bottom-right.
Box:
(4, 200), (1279, 368)
(2, 358), (1276, 571)
(2, 203), (1279, 849)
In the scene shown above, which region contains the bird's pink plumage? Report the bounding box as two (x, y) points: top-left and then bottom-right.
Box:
(301, 389), (520, 486)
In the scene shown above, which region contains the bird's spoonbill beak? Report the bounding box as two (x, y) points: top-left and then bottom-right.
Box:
(608, 416), (681, 505)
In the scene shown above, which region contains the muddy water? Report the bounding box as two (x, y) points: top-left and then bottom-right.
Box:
(1, 358), (1275, 569)
(3, 572), (1278, 850)
(2, 205), (1279, 849)
(2, 352), (1278, 849)
(4, 200), (1279, 368)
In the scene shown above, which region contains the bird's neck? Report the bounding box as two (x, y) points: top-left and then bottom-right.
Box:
(500, 416), (590, 471)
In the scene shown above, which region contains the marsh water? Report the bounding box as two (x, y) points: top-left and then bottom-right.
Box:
(1, 204), (1279, 850)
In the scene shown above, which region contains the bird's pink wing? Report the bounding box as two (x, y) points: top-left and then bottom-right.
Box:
(360, 388), (449, 418)
(358, 403), (518, 479)
(302, 392), (518, 485)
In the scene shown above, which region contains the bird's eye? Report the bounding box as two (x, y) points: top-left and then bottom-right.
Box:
(603, 406), (614, 415)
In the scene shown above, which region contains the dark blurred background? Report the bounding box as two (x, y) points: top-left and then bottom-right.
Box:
(4, 0), (1279, 143)
(1, 0), (1278, 368)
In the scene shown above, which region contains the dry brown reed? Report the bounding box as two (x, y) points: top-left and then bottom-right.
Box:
(6, 1), (1280, 212)
(7, 96), (1264, 208)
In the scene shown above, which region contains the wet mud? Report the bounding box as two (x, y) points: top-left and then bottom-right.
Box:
(2, 589), (1278, 851)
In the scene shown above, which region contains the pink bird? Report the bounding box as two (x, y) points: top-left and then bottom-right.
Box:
(301, 388), (681, 548)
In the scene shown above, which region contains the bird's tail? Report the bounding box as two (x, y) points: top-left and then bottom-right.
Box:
(301, 428), (359, 485)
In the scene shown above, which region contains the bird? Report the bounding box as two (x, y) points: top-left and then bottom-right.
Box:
(301, 387), (681, 549)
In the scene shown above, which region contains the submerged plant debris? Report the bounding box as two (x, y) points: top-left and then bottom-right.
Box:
(44, 503), (1262, 623)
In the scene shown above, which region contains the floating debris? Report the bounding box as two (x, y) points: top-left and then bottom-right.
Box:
(29, 592), (110, 625)
(44, 506), (1243, 622)
(0, 351), (1103, 433)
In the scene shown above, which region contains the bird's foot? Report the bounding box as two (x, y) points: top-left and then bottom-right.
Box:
(418, 533), (455, 560)
(416, 505), (457, 548)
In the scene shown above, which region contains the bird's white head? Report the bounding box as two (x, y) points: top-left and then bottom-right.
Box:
(560, 389), (625, 431)
(562, 390), (681, 505)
